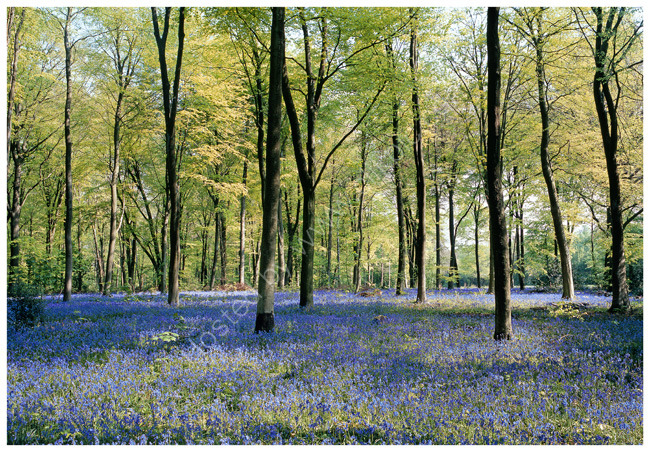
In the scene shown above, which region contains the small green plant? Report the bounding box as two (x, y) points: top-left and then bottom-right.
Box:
(151, 331), (179, 343)
(7, 282), (45, 329)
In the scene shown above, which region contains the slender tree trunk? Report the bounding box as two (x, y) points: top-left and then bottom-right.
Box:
(519, 203), (525, 290)
(7, 8), (24, 182)
(255, 7), (284, 332)
(8, 149), (23, 286)
(209, 202), (219, 289)
(354, 135), (368, 292)
(410, 11), (426, 303)
(434, 149), (441, 290)
(218, 210), (227, 285)
(392, 95), (407, 295)
(63, 8), (74, 301)
(239, 160), (247, 285)
(474, 203), (481, 288)
(448, 186), (458, 289)
(534, 21), (574, 299)
(277, 188), (285, 289)
(104, 92), (124, 296)
(326, 171), (335, 284)
(151, 7), (185, 306)
(487, 7), (512, 340)
(92, 222), (105, 293)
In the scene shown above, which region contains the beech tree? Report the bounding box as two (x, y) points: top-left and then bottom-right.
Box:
(255, 6), (285, 333)
(507, 8), (576, 300)
(576, 7), (642, 311)
(409, 8), (427, 303)
(486, 7), (513, 340)
(151, 6), (186, 306)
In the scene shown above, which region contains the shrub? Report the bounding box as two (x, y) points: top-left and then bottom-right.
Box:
(7, 282), (45, 329)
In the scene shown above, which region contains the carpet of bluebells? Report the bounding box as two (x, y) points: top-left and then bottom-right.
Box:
(7, 288), (642, 445)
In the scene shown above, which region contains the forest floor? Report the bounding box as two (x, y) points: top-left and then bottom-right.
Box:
(7, 288), (643, 445)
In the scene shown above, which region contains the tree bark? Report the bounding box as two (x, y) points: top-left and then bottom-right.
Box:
(410, 11), (426, 303)
(277, 188), (286, 289)
(473, 202), (481, 288)
(533, 15), (575, 300)
(591, 7), (631, 311)
(7, 7), (24, 181)
(238, 161), (247, 285)
(487, 7), (512, 340)
(255, 6), (284, 333)
(353, 134), (368, 292)
(393, 93), (407, 296)
(326, 169), (335, 285)
(152, 7), (185, 306)
(63, 8), (74, 301)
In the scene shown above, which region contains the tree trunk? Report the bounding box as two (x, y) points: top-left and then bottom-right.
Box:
(392, 95), (407, 295)
(209, 202), (220, 289)
(534, 21), (575, 300)
(63, 8), (74, 301)
(7, 8), (24, 182)
(591, 7), (630, 311)
(239, 160), (247, 285)
(299, 188), (316, 308)
(487, 7), (512, 340)
(353, 134), (368, 293)
(326, 170), (335, 285)
(387, 40), (407, 296)
(151, 7), (185, 306)
(255, 6), (284, 333)
(434, 151), (442, 290)
(448, 185), (458, 289)
(104, 92), (124, 296)
(8, 149), (23, 286)
(473, 203), (481, 288)
(277, 188), (285, 289)
(218, 210), (227, 285)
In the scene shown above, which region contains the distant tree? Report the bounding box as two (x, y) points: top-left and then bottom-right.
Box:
(486, 7), (513, 340)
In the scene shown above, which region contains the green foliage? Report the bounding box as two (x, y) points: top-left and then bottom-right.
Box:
(7, 282), (46, 329)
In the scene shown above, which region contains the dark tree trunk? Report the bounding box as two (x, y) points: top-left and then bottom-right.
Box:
(151, 7), (185, 306)
(410, 11), (426, 303)
(473, 203), (481, 288)
(393, 101), (407, 295)
(7, 8), (25, 175)
(8, 148), (23, 286)
(284, 189), (300, 286)
(277, 188), (285, 289)
(209, 201), (220, 289)
(591, 7), (631, 311)
(353, 134), (368, 293)
(299, 188), (316, 307)
(255, 6), (284, 333)
(434, 149), (442, 290)
(238, 161), (247, 285)
(487, 7), (512, 340)
(448, 185), (459, 289)
(326, 170), (335, 284)
(63, 8), (74, 301)
(219, 211), (227, 285)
